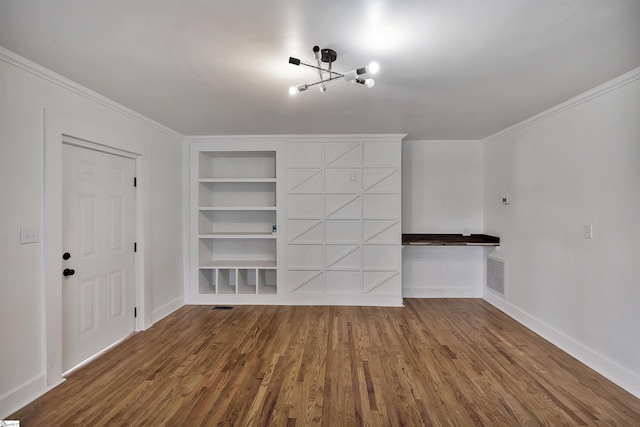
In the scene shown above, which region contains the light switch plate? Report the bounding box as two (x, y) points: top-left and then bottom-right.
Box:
(583, 224), (593, 239)
(20, 226), (39, 243)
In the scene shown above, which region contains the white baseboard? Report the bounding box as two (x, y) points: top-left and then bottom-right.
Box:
(151, 296), (185, 324)
(483, 291), (640, 399)
(0, 374), (49, 419)
(403, 287), (483, 298)
(185, 293), (404, 307)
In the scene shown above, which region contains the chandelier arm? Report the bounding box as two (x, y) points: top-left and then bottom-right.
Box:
(315, 57), (324, 81)
(314, 57), (327, 92)
(303, 75), (345, 88)
(297, 61), (344, 77)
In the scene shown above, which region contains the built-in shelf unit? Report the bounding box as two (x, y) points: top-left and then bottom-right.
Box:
(190, 143), (280, 302)
(187, 135), (404, 306)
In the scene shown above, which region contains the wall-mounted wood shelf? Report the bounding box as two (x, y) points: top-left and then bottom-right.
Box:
(402, 233), (500, 246)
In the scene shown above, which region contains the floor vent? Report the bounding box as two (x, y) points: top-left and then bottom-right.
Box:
(486, 256), (506, 296)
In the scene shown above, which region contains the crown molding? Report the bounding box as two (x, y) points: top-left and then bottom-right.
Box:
(0, 46), (184, 140)
(184, 134), (408, 141)
(403, 140), (482, 144)
(484, 66), (640, 143)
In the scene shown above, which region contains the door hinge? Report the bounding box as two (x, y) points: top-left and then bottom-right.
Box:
(134, 177), (137, 187)
(134, 242), (137, 252)
(134, 307), (137, 318)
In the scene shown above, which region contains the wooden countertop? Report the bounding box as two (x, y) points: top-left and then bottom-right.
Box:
(402, 233), (500, 246)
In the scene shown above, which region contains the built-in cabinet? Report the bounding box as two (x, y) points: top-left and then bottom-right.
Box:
(188, 135), (404, 306)
(190, 144), (280, 302)
(287, 138), (402, 304)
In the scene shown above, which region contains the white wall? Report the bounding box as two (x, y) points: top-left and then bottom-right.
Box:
(0, 50), (184, 416)
(2, 44), (638, 416)
(483, 71), (640, 397)
(402, 141), (485, 296)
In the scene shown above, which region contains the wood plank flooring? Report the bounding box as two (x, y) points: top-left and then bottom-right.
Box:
(11, 299), (640, 426)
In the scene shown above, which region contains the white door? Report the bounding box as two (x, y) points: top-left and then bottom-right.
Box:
(61, 143), (136, 373)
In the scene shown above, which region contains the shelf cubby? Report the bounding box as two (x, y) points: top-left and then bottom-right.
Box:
(238, 269), (258, 294)
(199, 151), (275, 180)
(198, 181), (275, 208)
(258, 269), (277, 294)
(198, 209), (276, 235)
(198, 269), (216, 294)
(199, 238), (276, 265)
(217, 269), (237, 294)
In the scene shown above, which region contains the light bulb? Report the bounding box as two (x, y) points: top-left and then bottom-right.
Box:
(367, 62), (379, 74)
(365, 78), (375, 88)
(289, 84), (308, 95)
(344, 70), (358, 81)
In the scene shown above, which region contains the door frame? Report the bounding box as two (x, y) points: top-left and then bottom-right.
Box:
(43, 108), (147, 389)
(60, 137), (138, 374)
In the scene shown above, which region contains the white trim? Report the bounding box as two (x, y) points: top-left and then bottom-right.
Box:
(182, 140), (192, 306)
(62, 134), (140, 158)
(0, 375), (53, 420)
(43, 109), (64, 388)
(484, 66), (640, 143)
(403, 287), (483, 298)
(185, 134), (408, 141)
(483, 291), (640, 399)
(62, 333), (135, 377)
(43, 107), (150, 390)
(184, 294), (404, 307)
(402, 140), (482, 145)
(151, 296), (185, 324)
(0, 46), (183, 139)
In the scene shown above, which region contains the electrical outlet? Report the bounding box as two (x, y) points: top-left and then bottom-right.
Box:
(20, 226), (39, 244)
(583, 224), (593, 239)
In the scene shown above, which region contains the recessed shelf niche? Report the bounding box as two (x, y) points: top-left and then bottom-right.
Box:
(191, 147), (278, 299)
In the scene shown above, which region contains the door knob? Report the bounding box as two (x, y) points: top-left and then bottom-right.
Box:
(63, 252), (71, 260)
(63, 268), (75, 277)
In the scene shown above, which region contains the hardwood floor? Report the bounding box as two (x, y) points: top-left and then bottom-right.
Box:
(11, 299), (640, 426)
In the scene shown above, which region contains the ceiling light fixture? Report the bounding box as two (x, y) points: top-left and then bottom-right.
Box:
(288, 45), (378, 94)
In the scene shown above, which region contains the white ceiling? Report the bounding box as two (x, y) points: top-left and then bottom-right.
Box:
(1, 0), (639, 140)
